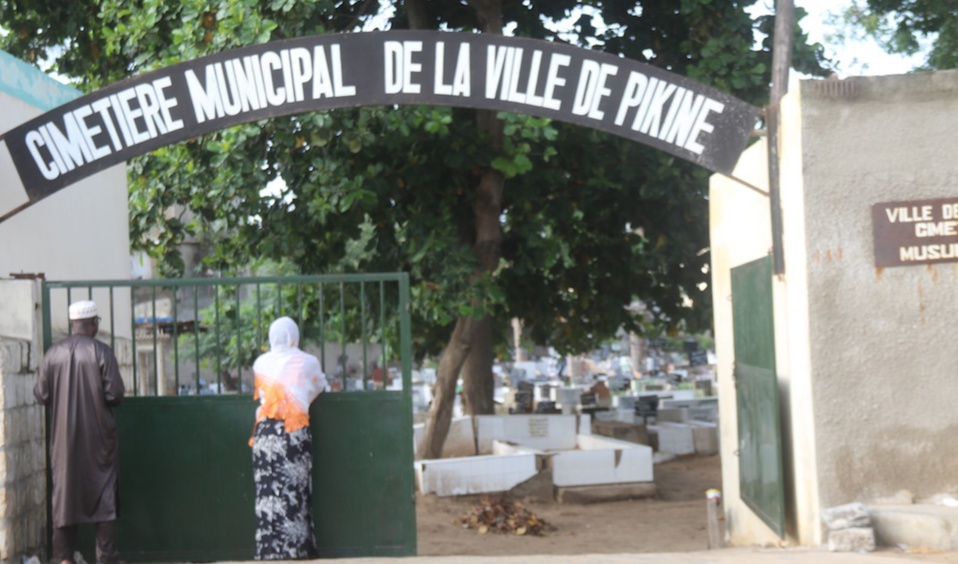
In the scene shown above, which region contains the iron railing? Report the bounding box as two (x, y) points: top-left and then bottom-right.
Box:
(41, 273), (412, 397)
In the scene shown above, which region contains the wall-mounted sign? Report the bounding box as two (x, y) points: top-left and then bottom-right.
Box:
(872, 197), (958, 267)
(0, 31), (759, 224)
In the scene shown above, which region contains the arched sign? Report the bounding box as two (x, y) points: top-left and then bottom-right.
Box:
(0, 31), (759, 222)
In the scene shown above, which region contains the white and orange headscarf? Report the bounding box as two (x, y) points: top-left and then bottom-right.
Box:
(252, 317), (327, 435)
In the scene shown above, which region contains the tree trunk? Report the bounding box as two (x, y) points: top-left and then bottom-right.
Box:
(416, 0), (504, 458)
(462, 315), (495, 415)
(460, 139), (504, 413)
(417, 317), (477, 460)
(630, 331), (644, 378)
(404, 0), (428, 30)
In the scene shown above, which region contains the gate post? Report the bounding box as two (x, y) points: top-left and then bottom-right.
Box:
(0, 279), (47, 560)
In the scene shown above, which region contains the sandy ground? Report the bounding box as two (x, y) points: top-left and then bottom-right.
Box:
(416, 454), (724, 556)
(414, 455), (958, 561)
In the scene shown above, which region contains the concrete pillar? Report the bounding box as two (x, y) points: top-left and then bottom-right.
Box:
(0, 279), (47, 561)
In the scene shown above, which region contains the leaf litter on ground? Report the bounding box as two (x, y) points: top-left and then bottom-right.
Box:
(455, 495), (557, 536)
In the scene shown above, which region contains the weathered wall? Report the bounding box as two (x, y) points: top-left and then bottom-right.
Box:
(711, 69), (958, 548)
(798, 71), (958, 508)
(0, 50), (131, 338)
(0, 281), (46, 561)
(711, 138), (808, 547)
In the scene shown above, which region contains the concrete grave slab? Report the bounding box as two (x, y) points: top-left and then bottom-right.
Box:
(551, 434), (653, 487)
(475, 414), (589, 454)
(413, 416), (476, 458)
(415, 453), (538, 497)
(657, 422), (696, 456)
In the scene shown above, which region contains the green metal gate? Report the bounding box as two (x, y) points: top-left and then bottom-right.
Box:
(41, 274), (417, 560)
(731, 256), (785, 538)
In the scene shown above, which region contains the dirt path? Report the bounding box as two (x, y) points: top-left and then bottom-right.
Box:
(416, 454), (723, 556)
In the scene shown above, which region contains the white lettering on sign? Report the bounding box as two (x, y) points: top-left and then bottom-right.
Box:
(384, 40), (423, 94)
(571, 60), (619, 120)
(313, 45), (356, 99)
(434, 42), (471, 97)
(915, 221), (958, 238)
(900, 243), (958, 262)
(884, 205), (933, 222)
(485, 47), (568, 110)
(24, 77), (184, 181)
(186, 45), (356, 124)
(875, 198), (958, 267)
(9, 34), (761, 202)
(615, 71), (723, 154)
(542, 53), (570, 111)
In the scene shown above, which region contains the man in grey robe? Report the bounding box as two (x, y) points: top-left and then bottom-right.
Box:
(35, 300), (125, 564)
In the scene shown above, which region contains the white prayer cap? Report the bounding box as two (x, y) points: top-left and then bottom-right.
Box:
(68, 300), (98, 321)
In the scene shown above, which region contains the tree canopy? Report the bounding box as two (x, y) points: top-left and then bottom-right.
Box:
(1, 0), (829, 457)
(0, 0), (825, 351)
(831, 0), (958, 70)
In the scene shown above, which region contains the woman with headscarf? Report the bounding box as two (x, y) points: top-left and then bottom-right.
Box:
(251, 317), (327, 559)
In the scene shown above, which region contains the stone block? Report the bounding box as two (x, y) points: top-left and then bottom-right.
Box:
(17, 375), (30, 407)
(0, 282), (37, 342)
(657, 422), (695, 456)
(656, 407), (689, 423)
(20, 345), (30, 376)
(688, 405), (718, 423)
(7, 408), (22, 444)
(870, 504), (958, 552)
(691, 422), (719, 455)
(613, 396), (638, 411)
(32, 472), (45, 507)
(412, 416), (476, 459)
(15, 520), (26, 555)
(0, 522), (12, 560)
(22, 374), (37, 407)
(0, 341), (22, 376)
(591, 419), (650, 446)
(828, 527), (876, 552)
(29, 407), (42, 442)
(552, 435), (653, 487)
(822, 502), (871, 530)
(475, 414), (579, 454)
(415, 453), (538, 496)
(3, 377), (17, 410)
(10, 454), (23, 486)
(556, 482), (657, 504)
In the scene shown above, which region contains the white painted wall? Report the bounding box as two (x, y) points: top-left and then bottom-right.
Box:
(413, 416), (476, 459)
(711, 69), (958, 549)
(0, 51), (131, 338)
(551, 435), (653, 487)
(796, 72), (958, 512)
(415, 453), (538, 496)
(475, 414), (590, 454)
(711, 137), (794, 546)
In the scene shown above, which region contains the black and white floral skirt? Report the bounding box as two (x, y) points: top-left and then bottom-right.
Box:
(252, 418), (318, 560)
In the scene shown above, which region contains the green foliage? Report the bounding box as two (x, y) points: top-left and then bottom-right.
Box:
(0, 0), (829, 359)
(830, 0), (958, 70)
(180, 271), (402, 373)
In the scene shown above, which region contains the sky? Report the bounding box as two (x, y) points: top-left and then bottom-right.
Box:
(791, 0), (926, 77)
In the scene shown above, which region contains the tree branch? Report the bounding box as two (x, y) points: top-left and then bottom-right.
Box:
(405, 0), (429, 30)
